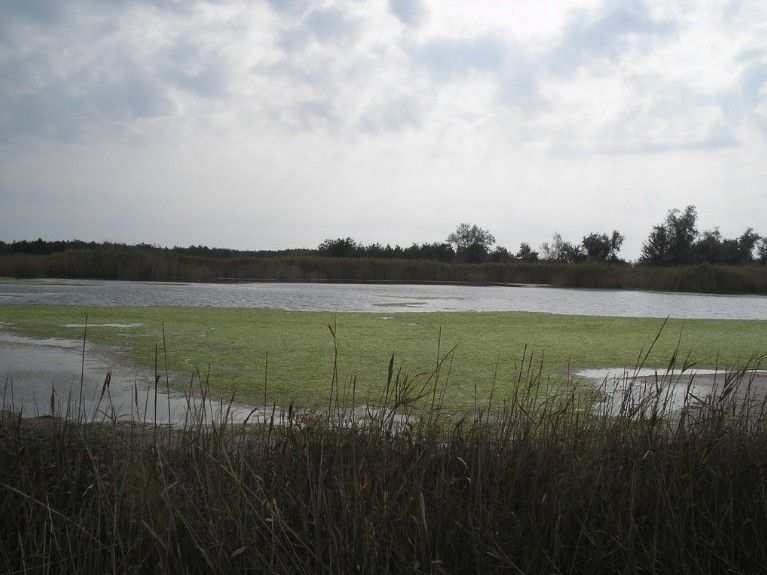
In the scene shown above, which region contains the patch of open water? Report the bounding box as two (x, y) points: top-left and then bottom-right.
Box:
(0, 279), (765, 319)
(0, 332), (256, 424)
(575, 366), (767, 415)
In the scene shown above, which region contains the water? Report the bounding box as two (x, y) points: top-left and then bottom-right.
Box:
(0, 331), (258, 423)
(575, 366), (767, 416)
(1, 279), (766, 319)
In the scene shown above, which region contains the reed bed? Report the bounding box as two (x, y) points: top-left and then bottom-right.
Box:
(2, 248), (767, 294)
(2, 349), (767, 573)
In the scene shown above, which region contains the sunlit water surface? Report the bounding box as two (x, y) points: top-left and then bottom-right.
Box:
(1, 279), (766, 319)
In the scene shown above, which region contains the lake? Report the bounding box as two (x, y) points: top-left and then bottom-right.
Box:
(0, 279), (766, 319)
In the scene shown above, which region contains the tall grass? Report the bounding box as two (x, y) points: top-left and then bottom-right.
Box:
(2, 248), (767, 294)
(2, 344), (766, 573)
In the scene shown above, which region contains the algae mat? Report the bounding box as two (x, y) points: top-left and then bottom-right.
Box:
(0, 304), (764, 408)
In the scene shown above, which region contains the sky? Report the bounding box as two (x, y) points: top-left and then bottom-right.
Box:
(1, 0), (766, 260)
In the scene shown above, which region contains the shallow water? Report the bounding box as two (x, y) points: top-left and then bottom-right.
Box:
(1, 279), (766, 319)
(575, 366), (767, 415)
(0, 332), (257, 423)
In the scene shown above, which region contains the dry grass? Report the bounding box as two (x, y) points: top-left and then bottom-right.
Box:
(1, 343), (767, 573)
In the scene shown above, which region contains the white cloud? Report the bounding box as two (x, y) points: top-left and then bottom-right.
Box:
(548, 0), (678, 73)
(388, 0), (426, 27)
(411, 35), (507, 79)
(358, 95), (423, 132)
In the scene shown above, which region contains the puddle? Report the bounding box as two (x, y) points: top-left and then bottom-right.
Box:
(575, 367), (724, 380)
(62, 323), (144, 328)
(373, 302), (427, 308)
(0, 332), (84, 350)
(575, 367), (767, 416)
(0, 330), (256, 424)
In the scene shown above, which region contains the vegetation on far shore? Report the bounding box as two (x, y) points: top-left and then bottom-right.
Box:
(2, 205), (766, 294)
(3, 250), (767, 294)
(3, 205), (765, 267)
(1, 304), (765, 407)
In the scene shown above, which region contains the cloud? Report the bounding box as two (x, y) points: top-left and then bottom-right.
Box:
(264, 0), (310, 16)
(545, 73), (741, 155)
(303, 6), (357, 40)
(603, 122), (738, 154)
(0, 1), (66, 26)
(0, 0), (763, 155)
(388, 0), (425, 27)
(738, 55), (767, 132)
(0, 2), (235, 143)
(161, 38), (230, 99)
(412, 35), (507, 79)
(495, 48), (542, 111)
(407, 34), (543, 115)
(358, 95), (423, 132)
(0, 50), (174, 142)
(550, 0), (678, 73)
(278, 6), (359, 52)
(293, 99), (338, 129)
(611, 117), (736, 154)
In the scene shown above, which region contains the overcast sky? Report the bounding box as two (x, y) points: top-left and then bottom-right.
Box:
(1, 0), (766, 260)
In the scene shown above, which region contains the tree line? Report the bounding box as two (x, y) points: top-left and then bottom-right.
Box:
(0, 239), (313, 259)
(317, 224), (626, 264)
(639, 206), (765, 266)
(2, 206), (764, 266)
(318, 207), (766, 266)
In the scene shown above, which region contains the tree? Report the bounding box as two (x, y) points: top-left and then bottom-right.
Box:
(317, 237), (359, 258)
(516, 242), (538, 262)
(695, 229), (723, 263)
(757, 237), (767, 265)
(541, 233), (585, 263)
(643, 207), (762, 266)
(446, 223), (496, 263)
(693, 227), (759, 265)
(489, 246), (514, 263)
(581, 231), (624, 263)
(737, 228), (760, 263)
(640, 206), (698, 265)
(417, 242), (455, 262)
